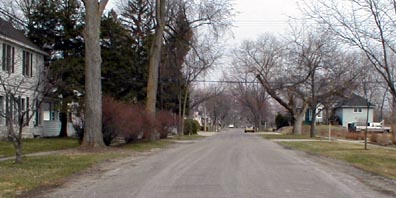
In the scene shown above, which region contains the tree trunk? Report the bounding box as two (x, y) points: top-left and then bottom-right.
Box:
(81, 0), (108, 147)
(292, 104), (308, 135)
(10, 124), (23, 164)
(310, 107), (317, 138)
(178, 90), (183, 135)
(145, 0), (166, 140)
(58, 102), (68, 137)
(293, 113), (304, 135)
(181, 85), (189, 136)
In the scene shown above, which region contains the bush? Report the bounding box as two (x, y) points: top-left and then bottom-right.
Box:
(377, 134), (393, 146)
(370, 133), (378, 143)
(345, 132), (365, 140)
(156, 110), (177, 139)
(102, 97), (179, 144)
(275, 113), (290, 129)
(102, 97), (146, 145)
(184, 119), (200, 135)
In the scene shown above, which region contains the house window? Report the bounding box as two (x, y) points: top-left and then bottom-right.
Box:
(354, 108), (362, 113)
(2, 44), (15, 73)
(22, 51), (33, 77)
(0, 96), (4, 125)
(35, 101), (42, 126)
(317, 110), (322, 118)
(43, 102), (57, 121)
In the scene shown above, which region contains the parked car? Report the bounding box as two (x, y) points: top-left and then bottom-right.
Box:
(228, 124), (235, 128)
(348, 121), (391, 133)
(244, 126), (255, 133)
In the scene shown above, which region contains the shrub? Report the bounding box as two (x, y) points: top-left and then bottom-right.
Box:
(102, 97), (146, 145)
(275, 113), (290, 129)
(184, 119), (200, 135)
(377, 134), (393, 146)
(156, 110), (177, 139)
(370, 133), (379, 143)
(345, 132), (365, 140)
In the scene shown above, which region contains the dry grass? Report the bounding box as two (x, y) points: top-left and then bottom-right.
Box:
(280, 141), (396, 179)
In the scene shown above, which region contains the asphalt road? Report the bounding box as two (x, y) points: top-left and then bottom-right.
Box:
(40, 129), (391, 198)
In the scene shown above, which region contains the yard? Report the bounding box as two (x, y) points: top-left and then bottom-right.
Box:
(0, 135), (204, 198)
(262, 125), (396, 180)
(279, 141), (396, 179)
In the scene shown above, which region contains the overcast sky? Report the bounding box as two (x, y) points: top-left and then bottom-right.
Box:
(107, 0), (303, 80)
(230, 0), (301, 42)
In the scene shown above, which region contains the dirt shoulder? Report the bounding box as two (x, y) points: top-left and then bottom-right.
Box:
(285, 146), (396, 197)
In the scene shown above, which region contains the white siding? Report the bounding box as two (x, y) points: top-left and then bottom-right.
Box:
(340, 107), (374, 127)
(0, 38), (56, 138)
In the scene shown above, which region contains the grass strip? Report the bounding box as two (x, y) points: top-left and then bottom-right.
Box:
(0, 138), (80, 157)
(120, 139), (173, 152)
(0, 152), (125, 198)
(262, 134), (311, 139)
(279, 141), (396, 179)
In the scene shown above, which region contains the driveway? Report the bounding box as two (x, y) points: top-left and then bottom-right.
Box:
(37, 128), (392, 198)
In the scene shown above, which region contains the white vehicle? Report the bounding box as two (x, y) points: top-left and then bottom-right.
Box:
(349, 121), (391, 133)
(228, 124), (235, 128)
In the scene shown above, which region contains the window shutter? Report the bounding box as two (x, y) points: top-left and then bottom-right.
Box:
(2, 44), (5, 71)
(30, 53), (33, 77)
(22, 51), (26, 75)
(27, 97), (30, 126)
(11, 47), (14, 73)
(5, 94), (8, 126)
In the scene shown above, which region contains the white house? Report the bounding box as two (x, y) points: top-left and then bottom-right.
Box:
(0, 18), (63, 138)
(334, 94), (375, 128)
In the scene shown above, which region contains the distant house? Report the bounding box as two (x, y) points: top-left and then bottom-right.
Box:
(305, 104), (324, 124)
(334, 94), (374, 128)
(0, 19), (68, 138)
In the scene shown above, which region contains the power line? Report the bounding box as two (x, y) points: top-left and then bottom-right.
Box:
(0, 7), (28, 28)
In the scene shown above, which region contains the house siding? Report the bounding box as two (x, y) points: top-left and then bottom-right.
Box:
(0, 36), (60, 138)
(338, 107), (374, 127)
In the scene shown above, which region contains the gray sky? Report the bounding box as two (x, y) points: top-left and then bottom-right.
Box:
(230, 0), (301, 42)
(107, 0), (303, 80)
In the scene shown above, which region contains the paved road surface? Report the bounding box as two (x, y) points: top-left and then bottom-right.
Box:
(40, 129), (391, 198)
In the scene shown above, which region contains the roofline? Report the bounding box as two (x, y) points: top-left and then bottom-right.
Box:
(0, 34), (47, 56)
(336, 105), (375, 108)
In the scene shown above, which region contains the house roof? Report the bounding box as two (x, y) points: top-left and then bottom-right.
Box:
(335, 93), (375, 108)
(0, 18), (45, 54)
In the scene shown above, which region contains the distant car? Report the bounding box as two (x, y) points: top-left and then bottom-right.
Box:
(228, 124), (235, 128)
(244, 126), (255, 133)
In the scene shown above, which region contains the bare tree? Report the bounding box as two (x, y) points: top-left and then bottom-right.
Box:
(228, 66), (270, 130)
(287, 27), (362, 137)
(81, 0), (108, 147)
(145, 0), (233, 138)
(0, 63), (52, 163)
(303, 0), (396, 141)
(179, 35), (222, 134)
(233, 34), (310, 134)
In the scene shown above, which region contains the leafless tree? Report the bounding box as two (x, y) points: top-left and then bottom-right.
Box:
(303, 0), (396, 141)
(0, 63), (52, 163)
(179, 34), (223, 134)
(145, 0), (233, 138)
(228, 64), (270, 131)
(287, 28), (362, 137)
(81, 0), (108, 147)
(233, 34), (309, 134)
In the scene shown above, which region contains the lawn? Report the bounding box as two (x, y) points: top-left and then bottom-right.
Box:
(0, 151), (126, 198)
(120, 139), (173, 152)
(262, 134), (311, 139)
(0, 138), (80, 157)
(279, 141), (396, 179)
(0, 136), (205, 197)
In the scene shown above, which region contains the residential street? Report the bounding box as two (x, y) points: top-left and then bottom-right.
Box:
(38, 129), (392, 198)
